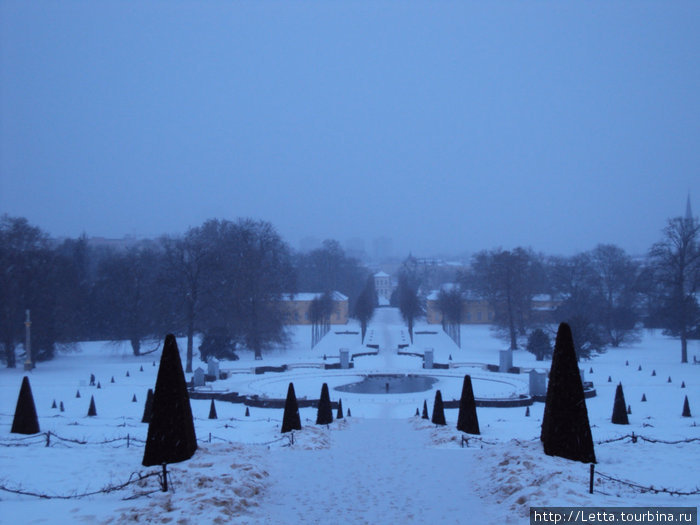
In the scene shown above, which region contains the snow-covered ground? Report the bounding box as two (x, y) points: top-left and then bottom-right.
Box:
(1, 308), (698, 524)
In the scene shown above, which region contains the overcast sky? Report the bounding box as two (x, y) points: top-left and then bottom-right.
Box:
(1, 2), (698, 258)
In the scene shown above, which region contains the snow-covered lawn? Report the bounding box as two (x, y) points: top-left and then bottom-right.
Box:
(1, 309), (698, 523)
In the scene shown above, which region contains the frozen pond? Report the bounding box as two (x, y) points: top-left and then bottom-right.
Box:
(335, 374), (438, 394)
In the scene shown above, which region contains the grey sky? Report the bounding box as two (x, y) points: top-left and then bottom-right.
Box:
(1, 2), (698, 258)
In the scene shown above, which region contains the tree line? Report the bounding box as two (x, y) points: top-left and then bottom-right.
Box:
(0, 216), (370, 372)
(457, 215), (699, 362)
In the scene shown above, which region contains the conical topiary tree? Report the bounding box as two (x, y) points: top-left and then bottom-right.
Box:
(11, 376), (40, 435)
(540, 322), (596, 463)
(611, 383), (629, 425)
(208, 399), (218, 420)
(422, 400), (429, 420)
(142, 388), (154, 423)
(682, 396), (691, 417)
(142, 334), (198, 467)
(316, 383), (333, 425)
(456, 375), (480, 435)
(347, 407), (351, 417)
(245, 406), (250, 417)
(337, 398), (344, 420)
(87, 395), (97, 417)
(281, 382), (302, 433)
(431, 390), (446, 426)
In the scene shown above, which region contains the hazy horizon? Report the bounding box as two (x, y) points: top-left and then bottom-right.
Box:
(1, 2), (698, 259)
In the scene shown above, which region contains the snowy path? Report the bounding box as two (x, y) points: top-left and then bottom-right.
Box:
(251, 418), (487, 524)
(371, 308), (408, 369)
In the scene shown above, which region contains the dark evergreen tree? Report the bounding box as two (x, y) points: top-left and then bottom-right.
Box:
(111, 376), (115, 383)
(76, 389), (81, 398)
(682, 396), (691, 417)
(415, 408), (420, 417)
(281, 382), (302, 433)
(526, 329), (552, 361)
(641, 393), (647, 402)
(681, 381), (686, 388)
(422, 400), (429, 420)
(59, 401), (64, 412)
(354, 276), (377, 344)
(611, 383), (629, 424)
(245, 406), (250, 417)
(87, 395), (97, 417)
(51, 399), (57, 409)
(456, 375), (480, 434)
(126, 370), (130, 377)
(540, 323), (596, 463)
(431, 390), (446, 426)
(142, 335), (197, 467)
(337, 398), (343, 420)
(525, 406), (530, 417)
(316, 383), (333, 425)
(347, 407), (351, 417)
(142, 388), (154, 423)
(132, 394), (137, 403)
(208, 399), (217, 420)
(11, 376), (40, 434)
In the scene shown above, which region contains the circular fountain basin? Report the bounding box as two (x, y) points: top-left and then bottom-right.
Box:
(335, 374), (438, 394)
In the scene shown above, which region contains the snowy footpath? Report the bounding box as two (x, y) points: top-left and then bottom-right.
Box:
(250, 417), (487, 525)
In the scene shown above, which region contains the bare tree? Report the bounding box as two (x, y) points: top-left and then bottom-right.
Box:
(649, 216), (700, 363)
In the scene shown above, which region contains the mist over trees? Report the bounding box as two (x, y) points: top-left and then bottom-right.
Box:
(1, 206), (698, 367)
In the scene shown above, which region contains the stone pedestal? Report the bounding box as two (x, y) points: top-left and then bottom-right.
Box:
(193, 367), (206, 387)
(340, 349), (350, 369)
(424, 349), (434, 369)
(499, 350), (513, 372)
(529, 370), (547, 397)
(207, 358), (220, 380)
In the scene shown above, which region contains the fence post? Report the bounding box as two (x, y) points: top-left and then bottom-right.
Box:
(45, 431), (50, 447)
(589, 464), (595, 494)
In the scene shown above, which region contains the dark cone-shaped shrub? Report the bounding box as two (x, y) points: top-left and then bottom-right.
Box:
(347, 408), (351, 417)
(668, 376), (672, 383)
(415, 408), (420, 417)
(316, 383), (333, 425)
(97, 382), (101, 389)
(111, 376), (115, 383)
(90, 374), (95, 386)
(142, 388), (154, 423)
(625, 360), (629, 366)
(11, 376), (40, 435)
(611, 383), (629, 425)
(126, 371), (130, 377)
(682, 396), (691, 417)
(87, 395), (97, 417)
(641, 393), (647, 402)
(337, 398), (343, 420)
(245, 406), (250, 417)
(208, 399), (218, 420)
(638, 365), (642, 371)
(652, 370), (656, 376)
(431, 390), (447, 426)
(525, 406), (530, 417)
(140, 365), (144, 372)
(132, 394), (137, 403)
(607, 376), (612, 383)
(60, 401), (64, 412)
(540, 323), (596, 463)
(627, 405), (631, 415)
(681, 381), (686, 388)
(142, 334), (197, 467)
(281, 383), (302, 433)
(589, 367), (593, 374)
(456, 375), (480, 435)
(76, 389), (81, 398)
(51, 399), (57, 409)
(422, 400), (429, 420)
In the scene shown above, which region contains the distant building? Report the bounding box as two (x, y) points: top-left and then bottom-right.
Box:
(426, 288), (560, 325)
(425, 288), (494, 325)
(374, 271), (392, 304)
(281, 292), (349, 325)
